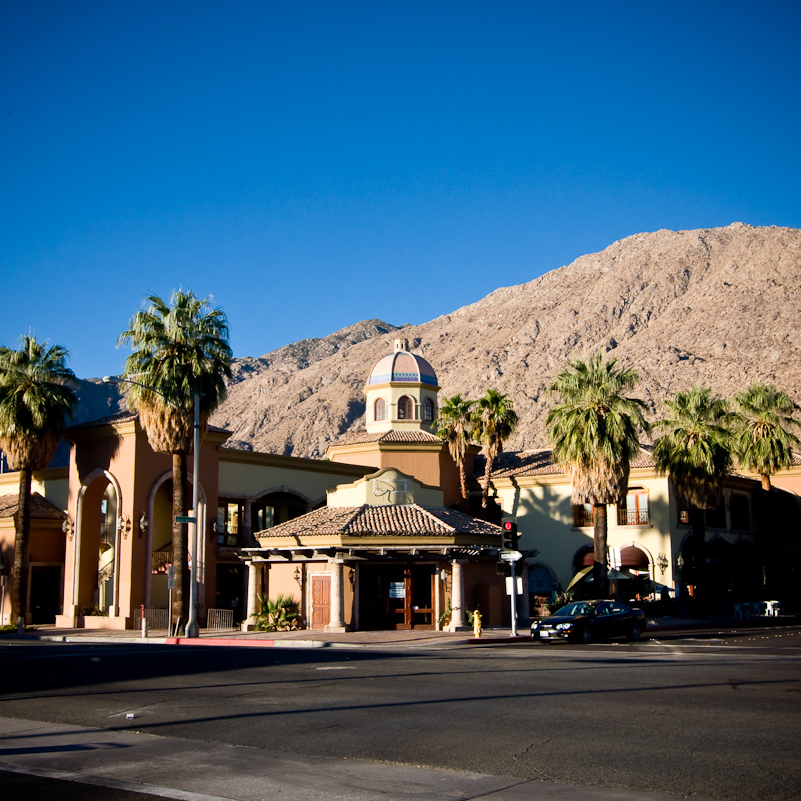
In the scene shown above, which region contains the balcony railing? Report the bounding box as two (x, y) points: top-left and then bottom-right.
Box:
(617, 508), (650, 526)
(151, 550), (172, 574)
(216, 524), (252, 548)
(573, 508), (593, 528)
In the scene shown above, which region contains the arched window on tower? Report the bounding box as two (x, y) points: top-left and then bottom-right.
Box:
(397, 395), (413, 420)
(374, 397), (387, 421)
(423, 397), (435, 422)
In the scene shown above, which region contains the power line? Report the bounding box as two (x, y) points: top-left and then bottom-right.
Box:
(1, 0), (219, 121)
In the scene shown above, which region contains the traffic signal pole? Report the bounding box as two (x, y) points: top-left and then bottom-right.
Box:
(501, 519), (521, 637)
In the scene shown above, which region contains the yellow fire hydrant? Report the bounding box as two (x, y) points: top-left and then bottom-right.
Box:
(473, 609), (482, 638)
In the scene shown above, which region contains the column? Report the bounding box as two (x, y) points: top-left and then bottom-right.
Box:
(448, 559), (468, 631)
(242, 560), (261, 631)
(328, 559), (346, 632)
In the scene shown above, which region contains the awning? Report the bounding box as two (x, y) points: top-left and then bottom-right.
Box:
(567, 566), (635, 589)
(566, 566), (592, 590)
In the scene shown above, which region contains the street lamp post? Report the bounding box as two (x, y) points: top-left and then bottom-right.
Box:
(104, 375), (202, 638)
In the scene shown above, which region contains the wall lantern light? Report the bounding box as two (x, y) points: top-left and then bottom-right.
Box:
(139, 513), (148, 538)
(118, 514), (132, 540)
(294, 566), (302, 585)
(62, 515), (75, 541)
(656, 553), (669, 575)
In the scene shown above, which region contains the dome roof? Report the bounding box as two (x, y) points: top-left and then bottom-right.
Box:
(367, 340), (438, 387)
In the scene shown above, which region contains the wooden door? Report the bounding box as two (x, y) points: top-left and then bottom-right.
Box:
(311, 575), (331, 629)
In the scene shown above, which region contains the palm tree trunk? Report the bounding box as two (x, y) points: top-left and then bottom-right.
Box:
(458, 458), (468, 508)
(482, 457), (492, 508)
(12, 466), (32, 629)
(761, 474), (771, 492)
(172, 453), (189, 634)
(592, 503), (609, 599)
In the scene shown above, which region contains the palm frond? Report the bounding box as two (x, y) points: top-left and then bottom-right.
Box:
(0, 336), (78, 470)
(652, 386), (734, 508)
(117, 290), (233, 454)
(732, 383), (800, 486)
(545, 353), (647, 504)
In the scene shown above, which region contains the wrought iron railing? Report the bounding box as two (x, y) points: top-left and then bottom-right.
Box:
(151, 550), (172, 574)
(617, 508), (650, 525)
(216, 525), (251, 547)
(573, 508), (593, 527)
(97, 562), (114, 584)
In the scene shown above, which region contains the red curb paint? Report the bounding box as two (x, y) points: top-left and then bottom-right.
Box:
(166, 638), (276, 647)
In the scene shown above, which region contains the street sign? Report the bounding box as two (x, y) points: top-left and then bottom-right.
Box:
(175, 515), (196, 524)
(499, 549), (522, 562)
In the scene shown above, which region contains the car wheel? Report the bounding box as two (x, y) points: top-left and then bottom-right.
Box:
(578, 626), (592, 645)
(629, 621), (641, 642)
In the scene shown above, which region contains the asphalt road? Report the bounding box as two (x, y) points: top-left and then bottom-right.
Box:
(1, 629), (800, 801)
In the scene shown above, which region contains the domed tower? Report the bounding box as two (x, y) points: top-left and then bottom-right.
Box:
(365, 339), (439, 434)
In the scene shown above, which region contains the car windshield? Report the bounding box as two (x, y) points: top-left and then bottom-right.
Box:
(553, 602), (593, 617)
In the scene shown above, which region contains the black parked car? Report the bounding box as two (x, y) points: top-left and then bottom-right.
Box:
(531, 600), (646, 644)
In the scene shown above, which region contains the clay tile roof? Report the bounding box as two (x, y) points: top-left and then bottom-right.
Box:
(490, 446), (656, 479)
(333, 430), (442, 447)
(0, 493), (66, 520)
(255, 504), (503, 540)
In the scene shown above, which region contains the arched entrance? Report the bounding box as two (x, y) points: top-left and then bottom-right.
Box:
(74, 471), (122, 618)
(145, 471), (207, 611)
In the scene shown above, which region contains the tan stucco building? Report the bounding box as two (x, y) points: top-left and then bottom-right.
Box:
(2, 337), (799, 628)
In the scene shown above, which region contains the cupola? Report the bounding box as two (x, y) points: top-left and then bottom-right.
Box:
(365, 339), (439, 434)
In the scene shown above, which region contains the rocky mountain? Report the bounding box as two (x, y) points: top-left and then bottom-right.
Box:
(212, 222), (801, 457)
(82, 224), (801, 458)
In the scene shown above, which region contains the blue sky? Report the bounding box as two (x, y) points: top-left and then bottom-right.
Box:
(2, 0), (799, 379)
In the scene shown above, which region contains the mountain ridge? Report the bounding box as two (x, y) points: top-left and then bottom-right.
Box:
(76, 223), (801, 458)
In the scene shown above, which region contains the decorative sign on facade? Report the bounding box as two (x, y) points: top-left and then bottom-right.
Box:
(373, 479), (410, 504)
(389, 581), (406, 599)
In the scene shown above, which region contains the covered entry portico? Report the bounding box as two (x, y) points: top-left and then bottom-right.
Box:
(240, 468), (507, 632)
(243, 540), (502, 632)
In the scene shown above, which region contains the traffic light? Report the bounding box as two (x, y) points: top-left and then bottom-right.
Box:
(502, 520), (519, 550)
(495, 560), (511, 576)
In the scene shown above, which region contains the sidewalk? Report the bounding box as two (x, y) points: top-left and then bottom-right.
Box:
(5, 614), (797, 649)
(0, 717), (715, 801)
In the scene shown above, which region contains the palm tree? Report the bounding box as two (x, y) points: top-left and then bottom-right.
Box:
(733, 383), (800, 491)
(435, 394), (475, 507)
(652, 386), (734, 604)
(473, 389), (518, 510)
(546, 353), (648, 599)
(0, 336), (77, 629)
(117, 291), (232, 632)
